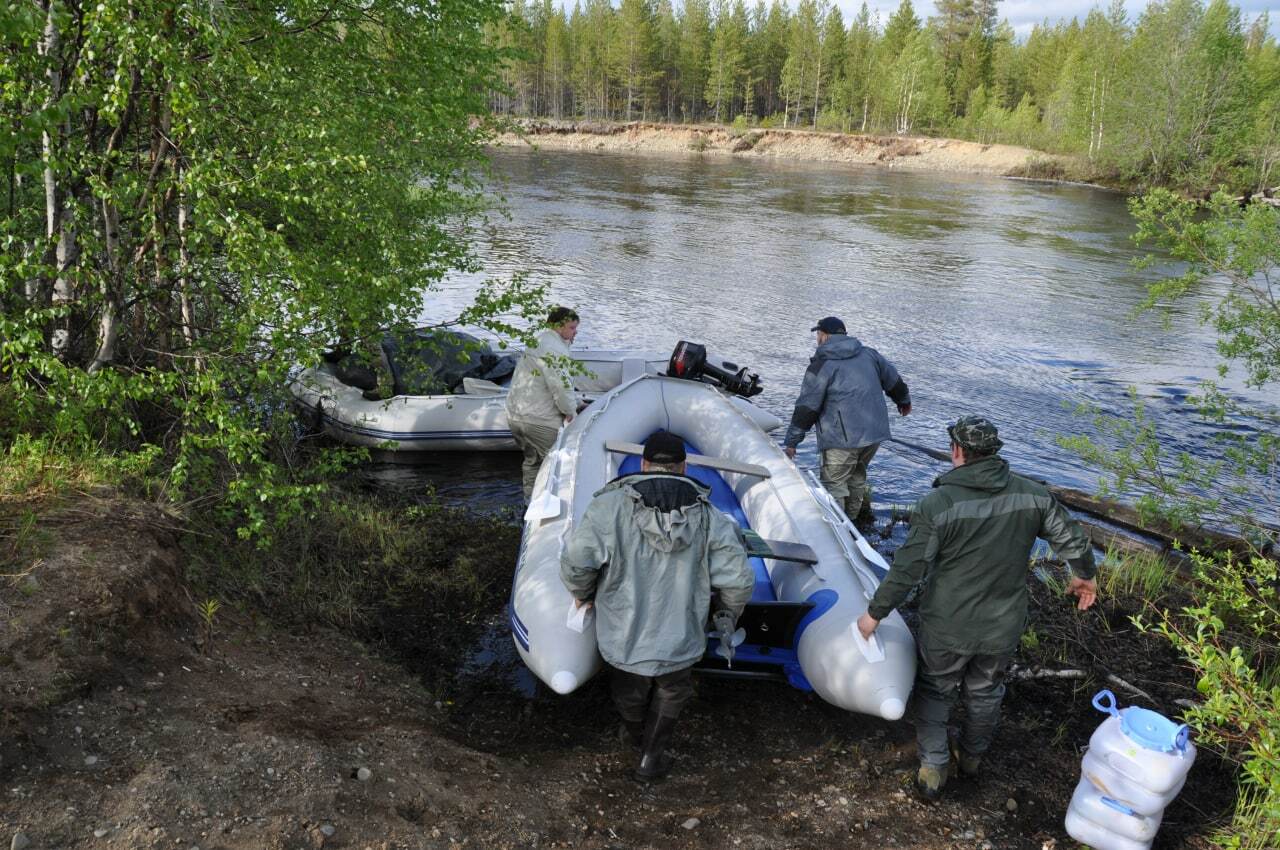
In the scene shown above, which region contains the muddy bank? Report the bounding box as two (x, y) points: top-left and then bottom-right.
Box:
(493, 120), (1080, 181)
(0, 491), (1235, 849)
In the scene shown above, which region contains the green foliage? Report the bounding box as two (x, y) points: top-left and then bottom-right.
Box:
(1132, 190), (1280, 390)
(1096, 548), (1175, 599)
(197, 598), (220, 655)
(1136, 552), (1280, 847)
(2, 0), (549, 534)
(1058, 389), (1223, 531)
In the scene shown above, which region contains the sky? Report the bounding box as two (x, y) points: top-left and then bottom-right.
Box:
(855, 0), (1279, 38)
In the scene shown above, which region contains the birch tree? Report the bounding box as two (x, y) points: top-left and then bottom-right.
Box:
(1, 0), (538, 523)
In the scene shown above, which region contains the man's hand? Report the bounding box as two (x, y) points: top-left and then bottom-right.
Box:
(856, 612), (879, 640)
(897, 403), (912, 416)
(564, 413), (575, 425)
(573, 597), (592, 610)
(784, 446), (797, 459)
(1067, 577), (1098, 611)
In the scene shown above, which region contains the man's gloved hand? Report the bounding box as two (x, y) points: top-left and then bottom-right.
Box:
(713, 610), (737, 666)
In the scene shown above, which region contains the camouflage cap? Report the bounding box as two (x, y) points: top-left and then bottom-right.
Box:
(947, 415), (1004, 453)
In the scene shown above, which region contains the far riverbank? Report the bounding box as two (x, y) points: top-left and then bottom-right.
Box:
(492, 119), (1095, 185)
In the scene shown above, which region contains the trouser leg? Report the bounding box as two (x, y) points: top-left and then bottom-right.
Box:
(649, 668), (695, 720)
(509, 419), (560, 501)
(843, 442), (879, 520)
(610, 668), (653, 724)
(958, 652), (1013, 758)
(820, 449), (856, 518)
(913, 642), (970, 768)
(821, 445), (879, 522)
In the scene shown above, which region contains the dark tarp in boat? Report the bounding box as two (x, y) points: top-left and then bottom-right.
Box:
(324, 329), (516, 396)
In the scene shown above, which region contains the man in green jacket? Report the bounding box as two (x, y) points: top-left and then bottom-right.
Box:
(856, 415), (1098, 801)
(561, 432), (755, 782)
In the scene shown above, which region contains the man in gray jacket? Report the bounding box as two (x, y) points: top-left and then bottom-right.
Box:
(783, 316), (912, 524)
(561, 432), (754, 782)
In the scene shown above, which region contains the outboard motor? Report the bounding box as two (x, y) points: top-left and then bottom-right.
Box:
(667, 341), (763, 398)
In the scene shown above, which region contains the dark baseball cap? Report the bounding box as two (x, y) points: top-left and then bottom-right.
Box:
(642, 432), (687, 464)
(947, 415), (1004, 453)
(811, 316), (846, 334)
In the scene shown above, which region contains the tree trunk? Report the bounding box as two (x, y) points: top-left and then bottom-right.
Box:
(89, 194), (122, 373)
(40, 0), (78, 358)
(177, 163), (195, 349)
(812, 51), (822, 128)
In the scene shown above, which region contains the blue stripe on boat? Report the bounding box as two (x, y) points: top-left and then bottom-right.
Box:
(508, 603), (530, 650)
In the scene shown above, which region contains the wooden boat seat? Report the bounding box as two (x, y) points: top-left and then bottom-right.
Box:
(604, 440), (771, 479)
(737, 528), (818, 565)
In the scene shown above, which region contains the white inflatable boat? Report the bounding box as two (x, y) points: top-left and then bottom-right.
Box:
(509, 374), (917, 720)
(290, 337), (782, 451)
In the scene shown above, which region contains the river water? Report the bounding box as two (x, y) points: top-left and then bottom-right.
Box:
(392, 147), (1269, 521)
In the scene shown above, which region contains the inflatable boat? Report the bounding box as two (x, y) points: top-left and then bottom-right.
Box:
(509, 373), (917, 720)
(290, 333), (781, 451)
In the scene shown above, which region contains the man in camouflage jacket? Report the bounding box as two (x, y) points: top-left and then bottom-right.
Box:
(857, 415), (1098, 801)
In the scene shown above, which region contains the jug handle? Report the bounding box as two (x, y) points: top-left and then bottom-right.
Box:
(1101, 797), (1140, 818)
(1092, 689), (1119, 717)
(1175, 724), (1190, 752)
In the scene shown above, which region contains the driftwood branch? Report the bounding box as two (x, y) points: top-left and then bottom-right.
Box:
(1009, 665), (1156, 703)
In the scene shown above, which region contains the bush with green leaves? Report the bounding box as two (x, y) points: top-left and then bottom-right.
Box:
(1, 0), (545, 530)
(1068, 190), (1278, 844)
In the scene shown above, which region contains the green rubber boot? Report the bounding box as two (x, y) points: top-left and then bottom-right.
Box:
(916, 763), (947, 802)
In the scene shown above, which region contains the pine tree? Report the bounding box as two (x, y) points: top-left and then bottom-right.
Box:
(882, 0), (921, 60)
(816, 5), (845, 127)
(679, 0), (713, 120)
(836, 3), (878, 132)
(654, 0), (682, 121)
(706, 0), (748, 122)
(750, 0), (791, 120)
(780, 0), (822, 126)
(613, 0), (658, 120)
(544, 5), (572, 118)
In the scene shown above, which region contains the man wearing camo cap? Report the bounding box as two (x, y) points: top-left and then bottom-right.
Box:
(857, 415), (1098, 802)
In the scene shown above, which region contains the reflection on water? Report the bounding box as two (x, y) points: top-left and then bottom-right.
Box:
(357, 450), (524, 512)
(386, 148), (1271, 521)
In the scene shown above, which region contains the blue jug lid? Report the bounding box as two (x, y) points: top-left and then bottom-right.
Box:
(1092, 690), (1189, 753)
(1120, 706), (1189, 753)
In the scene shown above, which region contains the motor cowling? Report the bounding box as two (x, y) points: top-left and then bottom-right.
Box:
(667, 341), (763, 398)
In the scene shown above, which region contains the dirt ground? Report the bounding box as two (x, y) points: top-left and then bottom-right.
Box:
(0, 493), (1237, 849)
(492, 120), (1079, 180)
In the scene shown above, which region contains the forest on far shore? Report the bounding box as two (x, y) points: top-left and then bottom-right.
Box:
(491, 0), (1280, 190)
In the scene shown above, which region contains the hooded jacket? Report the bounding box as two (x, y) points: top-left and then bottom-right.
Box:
(783, 335), (909, 451)
(867, 456), (1097, 654)
(506, 328), (579, 427)
(560, 472), (755, 676)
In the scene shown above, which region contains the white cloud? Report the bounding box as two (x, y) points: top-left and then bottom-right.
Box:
(848, 0), (1278, 39)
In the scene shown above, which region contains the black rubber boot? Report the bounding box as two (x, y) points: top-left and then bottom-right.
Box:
(633, 714), (678, 782)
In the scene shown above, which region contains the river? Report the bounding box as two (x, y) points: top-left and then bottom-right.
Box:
(390, 147), (1270, 523)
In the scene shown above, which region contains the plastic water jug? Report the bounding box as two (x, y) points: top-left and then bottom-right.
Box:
(1064, 689), (1196, 850)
